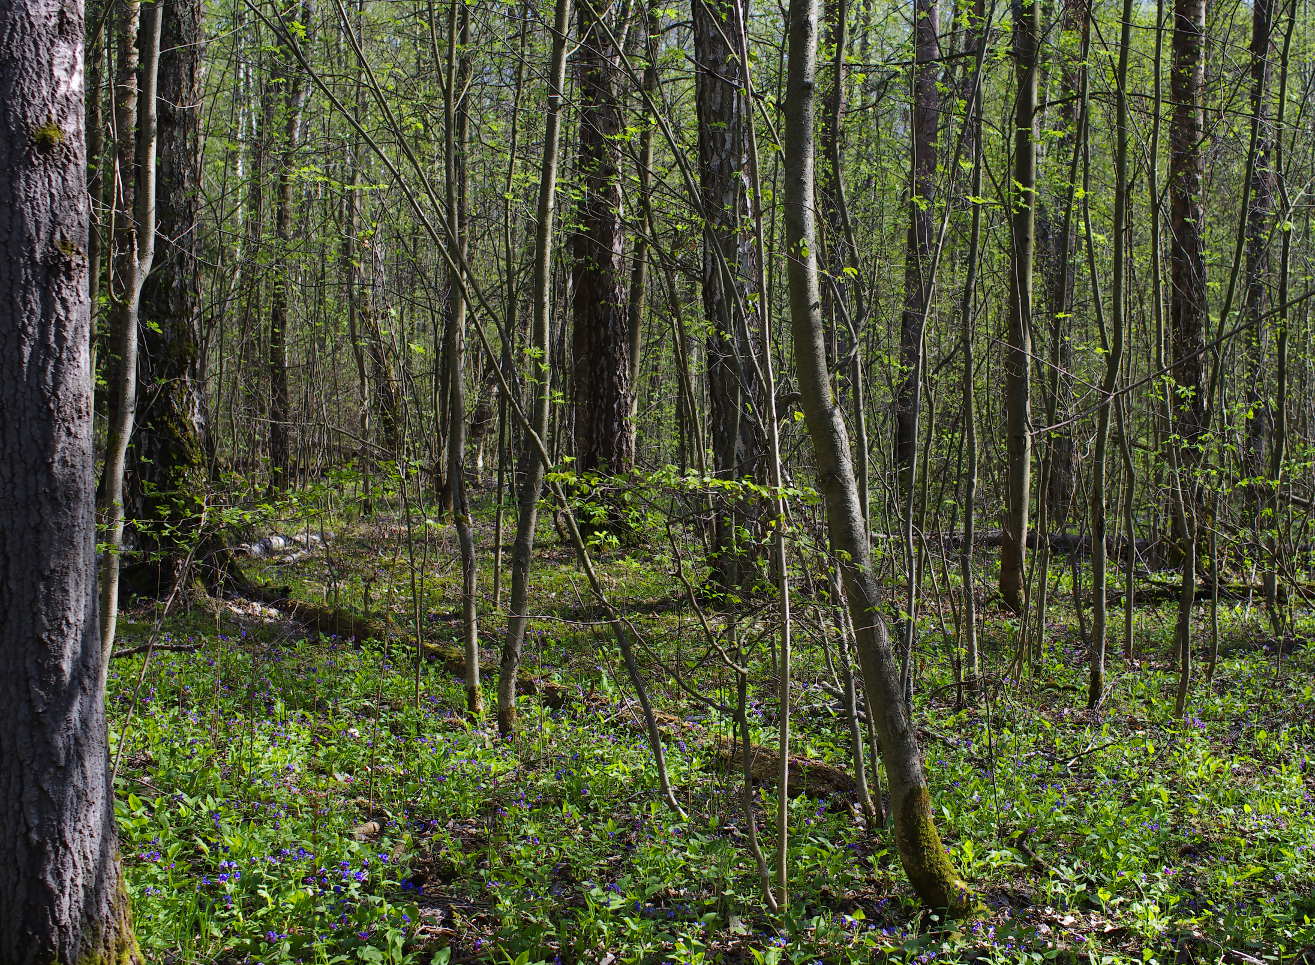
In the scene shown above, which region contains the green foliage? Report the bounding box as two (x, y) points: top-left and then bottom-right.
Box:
(109, 513), (1315, 962)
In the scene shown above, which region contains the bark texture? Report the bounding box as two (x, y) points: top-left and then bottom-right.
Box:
(499, 0), (572, 736)
(1038, 0), (1086, 529)
(693, 0), (768, 590)
(99, 0), (160, 654)
(571, 0), (634, 474)
(0, 0), (141, 957)
(894, 0), (938, 482)
(267, 0), (315, 491)
(1242, 0), (1275, 473)
(128, 0), (209, 596)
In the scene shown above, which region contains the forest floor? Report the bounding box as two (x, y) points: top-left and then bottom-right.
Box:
(109, 492), (1315, 964)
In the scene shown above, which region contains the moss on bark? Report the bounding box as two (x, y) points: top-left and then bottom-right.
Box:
(894, 783), (977, 915)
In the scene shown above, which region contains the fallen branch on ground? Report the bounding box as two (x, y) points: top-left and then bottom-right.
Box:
(111, 642), (204, 659)
(266, 596), (567, 707)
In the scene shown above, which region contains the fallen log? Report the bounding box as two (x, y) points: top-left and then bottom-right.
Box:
(277, 597), (857, 798)
(1102, 578), (1315, 607)
(711, 737), (856, 798)
(908, 529), (1166, 565)
(234, 532), (327, 559)
(632, 709), (857, 798)
(267, 597), (566, 707)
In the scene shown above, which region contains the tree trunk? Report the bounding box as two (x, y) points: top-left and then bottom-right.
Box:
(956, 0), (989, 702)
(571, 0), (633, 475)
(444, 0), (480, 717)
(1168, 0), (1208, 455)
(626, 4), (657, 414)
(999, 0), (1040, 612)
(0, 0), (141, 953)
(127, 0), (208, 598)
(894, 0), (938, 486)
(1090, 0), (1127, 709)
(1262, 4), (1296, 633)
(781, 0), (972, 913)
(1242, 0), (1275, 476)
(1039, 0), (1084, 530)
(1167, 0), (1207, 710)
(499, 0), (572, 736)
(99, 0), (162, 653)
(892, 0), (940, 697)
(693, 0), (769, 591)
(268, 0), (315, 492)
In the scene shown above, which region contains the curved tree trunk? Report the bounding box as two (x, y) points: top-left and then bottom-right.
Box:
(99, 0), (161, 653)
(0, 0), (141, 953)
(781, 0), (972, 913)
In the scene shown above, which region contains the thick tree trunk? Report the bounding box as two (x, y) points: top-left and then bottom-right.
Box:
(128, 0), (208, 598)
(781, 0), (972, 913)
(0, 0), (141, 954)
(693, 0), (768, 591)
(571, 0), (633, 474)
(999, 0), (1039, 612)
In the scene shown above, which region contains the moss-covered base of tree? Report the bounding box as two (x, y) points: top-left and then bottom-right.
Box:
(75, 934), (142, 965)
(72, 876), (143, 965)
(893, 783), (978, 917)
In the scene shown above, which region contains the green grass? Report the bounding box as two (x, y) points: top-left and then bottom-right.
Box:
(109, 501), (1315, 964)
